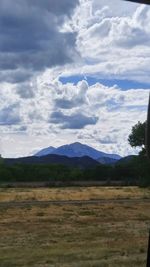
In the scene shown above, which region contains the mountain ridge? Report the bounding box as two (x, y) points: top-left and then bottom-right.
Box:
(4, 154), (99, 169)
(34, 142), (121, 161)
(35, 146), (55, 157)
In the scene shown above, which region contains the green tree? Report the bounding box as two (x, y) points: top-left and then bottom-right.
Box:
(128, 121), (146, 155)
(128, 120), (150, 186)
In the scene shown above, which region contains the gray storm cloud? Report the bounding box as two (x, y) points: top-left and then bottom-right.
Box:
(0, 104), (21, 125)
(0, 0), (79, 83)
(50, 110), (98, 129)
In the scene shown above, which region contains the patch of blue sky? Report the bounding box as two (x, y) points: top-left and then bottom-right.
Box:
(59, 75), (150, 90)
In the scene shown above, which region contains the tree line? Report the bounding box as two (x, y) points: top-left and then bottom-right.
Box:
(0, 156), (149, 186)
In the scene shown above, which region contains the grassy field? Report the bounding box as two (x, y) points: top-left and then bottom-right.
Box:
(0, 186), (150, 267)
(0, 186), (150, 202)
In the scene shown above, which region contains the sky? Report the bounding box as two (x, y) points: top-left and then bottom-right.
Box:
(0, 0), (150, 158)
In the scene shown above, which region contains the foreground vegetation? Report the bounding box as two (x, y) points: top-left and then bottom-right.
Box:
(0, 186), (149, 267)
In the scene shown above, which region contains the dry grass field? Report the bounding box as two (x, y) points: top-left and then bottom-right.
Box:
(0, 186), (150, 202)
(0, 186), (150, 267)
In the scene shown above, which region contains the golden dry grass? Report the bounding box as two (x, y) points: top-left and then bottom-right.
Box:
(0, 187), (149, 267)
(0, 186), (149, 202)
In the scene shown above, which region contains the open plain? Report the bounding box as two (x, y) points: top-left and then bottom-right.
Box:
(0, 186), (150, 267)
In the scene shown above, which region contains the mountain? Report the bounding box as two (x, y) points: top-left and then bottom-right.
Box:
(4, 154), (99, 169)
(97, 157), (118, 165)
(116, 155), (137, 165)
(35, 142), (121, 161)
(35, 146), (55, 157)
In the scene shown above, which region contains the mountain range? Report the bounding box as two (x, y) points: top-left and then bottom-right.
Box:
(5, 154), (99, 169)
(35, 142), (121, 163)
(3, 142), (122, 168)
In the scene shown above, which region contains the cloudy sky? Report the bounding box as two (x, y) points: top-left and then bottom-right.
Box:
(0, 0), (150, 158)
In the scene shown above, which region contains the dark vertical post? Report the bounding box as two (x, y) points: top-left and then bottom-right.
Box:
(146, 95), (150, 267)
(146, 94), (150, 159)
(147, 230), (150, 267)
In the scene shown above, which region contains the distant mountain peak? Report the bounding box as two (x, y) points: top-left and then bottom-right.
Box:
(70, 142), (82, 146)
(35, 142), (121, 161)
(35, 146), (55, 157)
